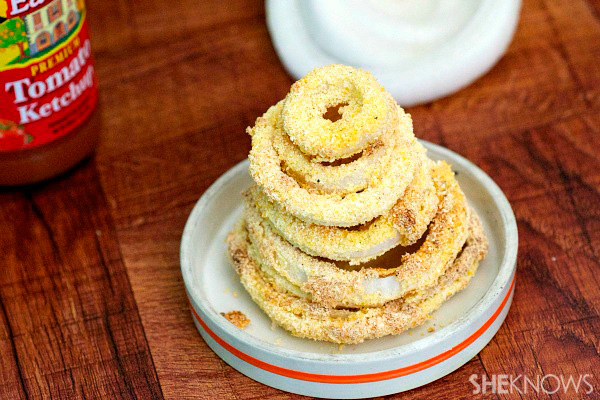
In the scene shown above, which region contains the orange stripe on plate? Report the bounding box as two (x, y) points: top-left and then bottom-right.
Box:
(189, 275), (515, 384)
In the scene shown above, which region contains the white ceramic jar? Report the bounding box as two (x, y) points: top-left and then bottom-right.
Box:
(266, 0), (521, 106)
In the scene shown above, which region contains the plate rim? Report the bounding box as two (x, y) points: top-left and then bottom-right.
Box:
(180, 140), (518, 363)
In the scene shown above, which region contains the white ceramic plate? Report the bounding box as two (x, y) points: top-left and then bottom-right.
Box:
(181, 141), (518, 398)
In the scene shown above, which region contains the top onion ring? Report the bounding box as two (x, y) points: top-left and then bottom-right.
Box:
(282, 64), (397, 162)
(273, 100), (398, 194)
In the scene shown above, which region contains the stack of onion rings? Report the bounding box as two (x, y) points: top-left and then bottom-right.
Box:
(228, 64), (488, 344)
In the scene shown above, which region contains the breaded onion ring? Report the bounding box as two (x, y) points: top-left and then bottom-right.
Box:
(273, 101), (398, 194)
(248, 102), (420, 227)
(245, 158), (438, 264)
(227, 215), (488, 344)
(282, 64), (397, 162)
(244, 161), (470, 308)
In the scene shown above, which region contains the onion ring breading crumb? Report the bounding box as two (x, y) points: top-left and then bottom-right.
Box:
(221, 311), (250, 330)
(282, 64), (397, 162)
(248, 102), (421, 227)
(243, 161), (469, 308)
(245, 158), (437, 265)
(227, 213), (488, 344)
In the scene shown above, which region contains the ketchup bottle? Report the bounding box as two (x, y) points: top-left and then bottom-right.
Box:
(0, 0), (99, 185)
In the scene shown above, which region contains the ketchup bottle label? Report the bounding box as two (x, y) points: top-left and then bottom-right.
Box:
(0, 0), (98, 152)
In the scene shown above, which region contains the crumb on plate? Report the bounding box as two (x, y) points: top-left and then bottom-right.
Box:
(221, 310), (250, 329)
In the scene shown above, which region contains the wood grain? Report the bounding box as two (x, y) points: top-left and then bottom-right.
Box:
(0, 164), (162, 399)
(1, 0), (599, 398)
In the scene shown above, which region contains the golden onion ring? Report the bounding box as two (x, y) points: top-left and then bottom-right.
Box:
(243, 161), (470, 308)
(282, 64), (397, 162)
(227, 214), (488, 344)
(245, 157), (437, 264)
(273, 101), (399, 194)
(248, 102), (420, 227)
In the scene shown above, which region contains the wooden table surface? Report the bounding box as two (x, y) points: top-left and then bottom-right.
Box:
(2, 0), (599, 399)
